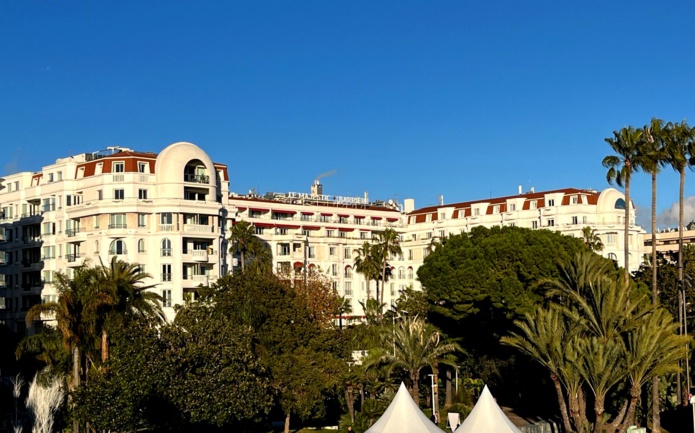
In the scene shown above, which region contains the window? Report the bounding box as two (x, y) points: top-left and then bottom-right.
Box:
(509, 203), (516, 211)
(423, 248), (430, 258)
(344, 281), (352, 296)
(113, 162), (125, 173)
(138, 162), (148, 173)
(326, 230), (334, 238)
(493, 205), (500, 214)
(329, 246), (337, 257)
(407, 268), (414, 279)
(606, 234), (616, 245)
(547, 219), (555, 227)
(583, 216), (588, 224)
(425, 232), (432, 239)
(572, 196), (579, 205)
(398, 267), (405, 279)
(114, 189), (124, 200)
(301, 213), (311, 221)
(277, 228), (288, 235)
(138, 214), (146, 227)
(532, 221), (538, 229)
(530, 201), (537, 210)
(48, 173), (54, 183)
(344, 248), (351, 259)
(360, 231), (368, 239)
(94, 215), (100, 229)
(109, 240), (127, 255)
(161, 264), (172, 282)
(408, 249), (413, 260)
(138, 189), (148, 200)
(162, 290), (172, 307)
(138, 239), (146, 253)
(331, 264), (338, 276)
(161, 239), (172, 256)
(255, 226), (264, 235)
(307, 246), (316, 258)
(338, 216), (348, 224)
(98, 190), (103, 200)
(474, 208), (480, 216)
(547, 199), (555, 207)
(571, 216), (578, 225)
(344, 266), (353, 279)
(109, 214), (126, 229)
(160, 213), (173, 224)
(279, 244), (290, 256)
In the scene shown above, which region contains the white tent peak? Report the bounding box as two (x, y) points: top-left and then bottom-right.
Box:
(365, 382), (445, 433)
(454, 385), (523, 433)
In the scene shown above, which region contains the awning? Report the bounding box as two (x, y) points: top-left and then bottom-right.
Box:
(338, 214), (350, 217)
(276, 224), (300, 229)
(273, 210), (297, 214)
(371, 216), (382, 220)
(303, 226), (321, 230)
(360, 228), (371, 232)
(252, 222), (275, 228)
(354, 215), (365, 219)
(301, 211), (314, 215)
(321, 212), (333, 216)
(249, 207), (269, 212)
(235, 207), (247, 211)
(387, 217), (399, 222)
(339, 227), (354, 232)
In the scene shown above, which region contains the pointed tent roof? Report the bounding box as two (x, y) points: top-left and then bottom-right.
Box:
(454, 385), (523, 433)
(365, 383), (446, 433)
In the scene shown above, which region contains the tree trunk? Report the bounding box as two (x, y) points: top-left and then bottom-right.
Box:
(284, 412), (290, 433)
(624, 178), (631, 284)
(366, 276), (371, 301)
(617, 389), (639, 432)
(346, 385), (355, 423)
(241, 250), (245, 272)
(652, 170), (661, 432)
(411, 372), (420, 405)
(380, 261), (387, 309)
(433, 364), (440, 423)
(593, 396), (606, 433)
(679, 168), (688, 406)
(550, 373), (573, 433)
(445, 368), (453, 408)
(101, 330), (109, 363)
(72, 346), (80, 433)
(611, 395), (630, 432)
(578, 387), (588, 433)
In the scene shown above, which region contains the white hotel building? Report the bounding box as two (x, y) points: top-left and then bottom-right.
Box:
(0, 142), (643, 334)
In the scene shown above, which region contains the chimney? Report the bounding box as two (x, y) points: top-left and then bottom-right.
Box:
(404, 198), (415, 213)
(518, 185), (522, 195)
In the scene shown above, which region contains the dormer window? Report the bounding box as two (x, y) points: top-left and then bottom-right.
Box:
(493, 205), (500, 214)
(547, 199), (555, 207)
(113, 162), (125, 173)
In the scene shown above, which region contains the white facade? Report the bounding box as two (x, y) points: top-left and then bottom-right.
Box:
(0, 142), (645, 334)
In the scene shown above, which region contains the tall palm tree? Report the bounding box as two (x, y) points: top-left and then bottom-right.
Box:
(375, 229), (402, 307)
(353, 241), (379, 300)
(98, 256), (164, 362)
(641, 117), (668, 431)
(379, 316), (461, 405)
(229, 220), (257, 272)
(664, 120), (695, 405)
(603, 126), (644, 281)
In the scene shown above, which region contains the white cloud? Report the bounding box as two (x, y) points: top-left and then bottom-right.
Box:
(657, 196), (695, 228)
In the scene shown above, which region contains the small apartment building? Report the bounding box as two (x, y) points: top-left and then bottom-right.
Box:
(0, 142), (230, 332)
(403, 187), (644, 281)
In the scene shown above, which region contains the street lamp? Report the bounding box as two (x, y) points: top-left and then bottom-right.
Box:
(428, 373), (438, 424)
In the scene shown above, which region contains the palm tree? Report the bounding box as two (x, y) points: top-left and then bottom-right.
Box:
(229, 220), (258, 272)
(353, 241), (379, 300)
(581, 226), (604, 252)
(98, 256), (165, 362)
(336, 296), (353, 330)
(663, 120), (695, 405)
(375, 229), (402, 307)
(641, 117), (668, 431)
(379, 316), (461, 405)
(603, 126), (644, 282)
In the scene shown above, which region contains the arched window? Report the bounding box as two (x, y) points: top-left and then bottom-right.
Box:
(138, 239), (146, 253)
(161, 239), (172, 256)
(614, 198), (626, 210)
(109, 240), (127, 255)
(344, 265), (353, 279)
(407, 267), (414, 280)
(398, 267), (405, 279)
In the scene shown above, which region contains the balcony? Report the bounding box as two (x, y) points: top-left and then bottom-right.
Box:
(184, 224), (213, 233)
(65, 228), (83, 238)
(108, 224), (128, 229)
(191, 250), (209, 262)
(184, 173), (209, 184)
(21, 260), (42, 271)
(66, 254), (85, 267)
(21, 236), (42, 246)
(158, 224), (175, 232)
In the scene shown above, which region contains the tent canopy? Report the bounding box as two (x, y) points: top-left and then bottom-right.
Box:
(454, 385), (522, 433)
(365, 383), (445, 433)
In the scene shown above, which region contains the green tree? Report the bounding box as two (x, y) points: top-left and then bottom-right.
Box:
(229, 220), (272, 273)
(375, 316), (461, 405)
(353, 241), (380, 301)
(581, 226), (604, 252)
(375, 229), (402, 308)
(603, 125), (644, 281)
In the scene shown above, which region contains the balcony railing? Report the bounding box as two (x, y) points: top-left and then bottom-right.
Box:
(159, 224), (175, 232)
(112, 174), (125, 182)
(184, 173), (209, 183)
(161, 273), (172, 282)
(191, 250), (209, 261)
(66, 254), (82, 263)
(108, 224), (127, 229)
(66, 228), (82, 237)
(184, 224), (213, 233)
(161, 248), (172, 257)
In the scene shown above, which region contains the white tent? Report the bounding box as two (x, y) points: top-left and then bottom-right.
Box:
(454, 385), (523, 433)
(365, 383), (446, 433)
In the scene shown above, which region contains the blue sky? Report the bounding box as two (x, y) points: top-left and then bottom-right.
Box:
(2, 1), (695, 228)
